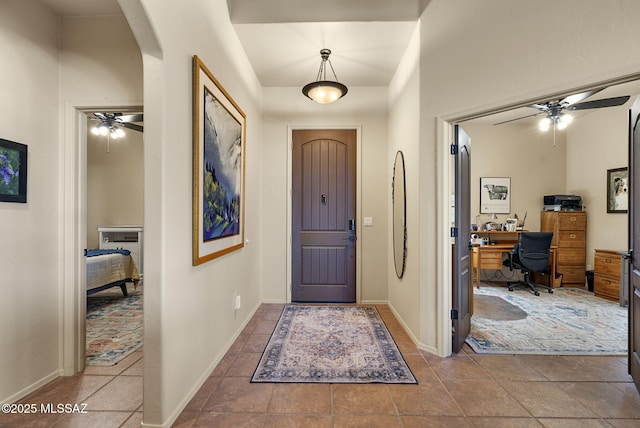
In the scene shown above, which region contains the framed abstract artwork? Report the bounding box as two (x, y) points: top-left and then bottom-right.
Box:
(480, 177), (510, 214)
(0, 138), (27, 203)
(192, 55), (246, 265)
(607, 167), (628, 213)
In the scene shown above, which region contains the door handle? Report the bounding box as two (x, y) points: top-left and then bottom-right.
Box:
(343, 236), (357, 242)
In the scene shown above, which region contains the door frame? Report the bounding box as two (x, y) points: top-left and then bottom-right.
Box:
(438, 73), (640, 357)
(61, 101), (143, 375)
(286, 125), (363, 303)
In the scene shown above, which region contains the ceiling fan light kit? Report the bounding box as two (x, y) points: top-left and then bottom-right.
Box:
(302, 49), (348, 104)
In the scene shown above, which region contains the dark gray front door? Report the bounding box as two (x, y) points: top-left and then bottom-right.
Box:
(453, 125), (472, 353)
(628, 97), (640, 391)
(291, 129), (356, 303)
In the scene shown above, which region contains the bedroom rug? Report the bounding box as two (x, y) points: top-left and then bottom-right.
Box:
(466, 284), (627, 355)
(251, 305), (417, 384)
(86, 285), (143, 366)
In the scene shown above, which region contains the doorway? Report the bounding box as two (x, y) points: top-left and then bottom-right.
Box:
(291, 129), (357, 303)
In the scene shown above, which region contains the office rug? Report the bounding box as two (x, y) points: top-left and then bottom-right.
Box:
(251, 305), (417, 384)
(85, 284), (143, 366)
(466, 284), (627, 355)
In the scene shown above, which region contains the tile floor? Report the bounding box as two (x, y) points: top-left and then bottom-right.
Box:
(3, 303), (640, 427)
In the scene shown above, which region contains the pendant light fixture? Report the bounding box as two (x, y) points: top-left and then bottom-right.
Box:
(302, 49), (348, 104)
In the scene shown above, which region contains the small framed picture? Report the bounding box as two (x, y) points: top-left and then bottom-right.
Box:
(607, 167), (628, 213)
(0, 138), (27, 203)
(480, 177), (510, 214)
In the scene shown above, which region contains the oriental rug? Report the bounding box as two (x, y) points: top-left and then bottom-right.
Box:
(85, 284), (143, 366)
(251, 305), (417, 384)
(466, 284), (627, 355)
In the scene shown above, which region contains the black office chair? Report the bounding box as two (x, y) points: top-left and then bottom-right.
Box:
(503, 232), (554, 296)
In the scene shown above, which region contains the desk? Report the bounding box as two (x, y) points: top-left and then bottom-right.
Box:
(471, 243), (556, 289)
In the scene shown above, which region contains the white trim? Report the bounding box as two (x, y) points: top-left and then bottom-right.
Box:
(286, 125), (363, 303)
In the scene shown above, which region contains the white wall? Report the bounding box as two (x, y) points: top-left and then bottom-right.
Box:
(387, 25), (422, 343)
(0, 0), (61, 404)
(260, 87), (390, 303)
(86, 120), (144, 249)
(463, 121), (567, 233)
(567, 104), (630, 268)
(130, 1), (264, 425)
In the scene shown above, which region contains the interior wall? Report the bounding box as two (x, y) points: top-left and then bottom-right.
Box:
(387, 25), (421, 344)
(0, 0), (61, 404)
(418, 0), (640, 354)
(86, 124), (144, 249)
(132, 1), (264, 425)
(462, 121), (567, 233)
(260, 87), (389, 304)
(567, 104), (630, 269)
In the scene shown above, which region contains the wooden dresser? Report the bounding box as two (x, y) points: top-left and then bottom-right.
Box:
(540, 211), (586, 286)
(594, 249), (624, 304)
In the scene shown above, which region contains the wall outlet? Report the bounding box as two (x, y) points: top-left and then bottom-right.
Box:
(234, 295), (241, 310)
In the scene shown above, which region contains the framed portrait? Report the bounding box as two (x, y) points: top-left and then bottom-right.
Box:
(480, 177), (510, 214)
(192, 55), (246, 265)
(607, 167), (628, 213)
(0, 138), (27, 203)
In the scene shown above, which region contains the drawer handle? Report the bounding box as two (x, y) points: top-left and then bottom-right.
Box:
(570, 234), (576, 239)
(605, 280), (612, 285)
(570, 216), (576, 221)
(605, 259), (611, 264)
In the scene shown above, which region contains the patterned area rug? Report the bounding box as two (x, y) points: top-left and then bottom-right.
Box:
(86, 284), (143, 366)
(251, 305), (417, 384)
(466, 284), (627, 355)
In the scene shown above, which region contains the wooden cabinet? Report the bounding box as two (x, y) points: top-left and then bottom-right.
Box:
(540, 211), (586, 286)
(98, 226), (144, 278)
(594, 249), (624, 303)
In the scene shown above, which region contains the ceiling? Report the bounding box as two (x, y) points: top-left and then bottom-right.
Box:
(41, 0), (639, 123)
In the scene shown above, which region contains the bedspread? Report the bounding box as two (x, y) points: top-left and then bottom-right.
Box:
(86, 252), (140, 291)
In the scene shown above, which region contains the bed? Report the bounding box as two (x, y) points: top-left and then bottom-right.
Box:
(85, 249), (140, 296)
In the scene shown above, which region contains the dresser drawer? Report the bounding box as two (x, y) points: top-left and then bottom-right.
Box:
(558, 213), (586, 230)
(480, 250), (504, 269)
(594, 253), (621, 278)
(557, 265), (585, 284)
(557, 248), (586, 265)
(594, 274), (619, 301)
(557, 231), (586, 248)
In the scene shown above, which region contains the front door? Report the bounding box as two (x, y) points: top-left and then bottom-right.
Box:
(452, 125), (472, 352)
(629, 97), (640, 391)
(291, 129), (356, 302)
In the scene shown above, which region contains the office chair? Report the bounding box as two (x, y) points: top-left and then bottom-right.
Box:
(503, 232), (554, 296)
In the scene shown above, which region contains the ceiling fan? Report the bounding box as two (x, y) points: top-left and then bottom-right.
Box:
(91, 112), (144, 138)
(494, 89), (630, 130)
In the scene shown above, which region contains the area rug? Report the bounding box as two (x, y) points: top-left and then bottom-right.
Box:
(86, 285), (143, 366)
(466, 284), (627, 355)
(251, 305), (417, 384)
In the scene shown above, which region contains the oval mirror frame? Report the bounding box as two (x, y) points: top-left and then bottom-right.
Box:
(392, 151), (407, 278)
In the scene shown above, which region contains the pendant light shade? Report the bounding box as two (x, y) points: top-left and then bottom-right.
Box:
(302, 49), (348, 104)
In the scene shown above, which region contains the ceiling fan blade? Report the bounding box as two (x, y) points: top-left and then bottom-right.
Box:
(566, 96), (630, 111)
(560, 89), (603, 106)
(117, 114), (143, 123)
(120, 122), (144, 132)
(493, 112), (542, 126)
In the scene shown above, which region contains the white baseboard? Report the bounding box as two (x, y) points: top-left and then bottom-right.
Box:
(1, 369), (62, 405)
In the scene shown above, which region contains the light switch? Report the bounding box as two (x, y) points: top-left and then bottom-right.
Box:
(363, 216), (374, 227)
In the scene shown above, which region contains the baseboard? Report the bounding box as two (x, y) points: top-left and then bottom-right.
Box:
(159, 301), (262, 428)
(386, 301), (439, 356)
(1, 369), (62, 405)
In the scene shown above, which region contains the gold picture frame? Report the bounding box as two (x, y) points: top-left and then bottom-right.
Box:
(192, 55), (246, 265)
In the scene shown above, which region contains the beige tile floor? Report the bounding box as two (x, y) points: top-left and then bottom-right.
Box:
(3, 303), (640, 427)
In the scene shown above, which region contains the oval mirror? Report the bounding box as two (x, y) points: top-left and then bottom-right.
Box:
(393, 151), (407, 278)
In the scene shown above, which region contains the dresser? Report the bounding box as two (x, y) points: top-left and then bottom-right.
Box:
(98, 225), (144, 279)
(594, 249), (627, 305)
(540, 211), (586, 286)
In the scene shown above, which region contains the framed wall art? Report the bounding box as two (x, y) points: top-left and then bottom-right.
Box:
(607, 167), (628, 213)
(0, 138), (27, 203)
(480, 177), (510, 214)
(192, 55), (246, 265)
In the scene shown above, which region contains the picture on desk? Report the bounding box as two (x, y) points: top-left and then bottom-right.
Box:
(480, 177), (510, 214)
